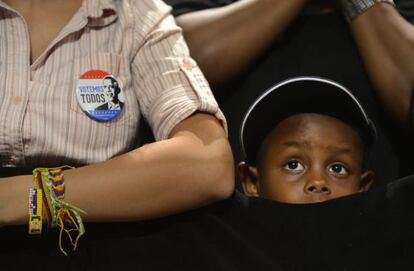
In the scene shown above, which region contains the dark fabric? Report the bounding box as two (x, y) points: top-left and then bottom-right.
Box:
(86, 178), (414, 270)
(396, 0), (414, 23)
(3, 176), (414, 270)
(0, 167), (33, 177)
(165, 0), (414, 185)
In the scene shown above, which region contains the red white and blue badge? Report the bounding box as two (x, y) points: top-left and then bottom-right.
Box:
(76, 70), (125, 121)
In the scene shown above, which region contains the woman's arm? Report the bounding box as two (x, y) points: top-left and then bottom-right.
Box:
(176, 0), (308, 85)
(0, 113), (234, 225)
(349, 2), (414, 126)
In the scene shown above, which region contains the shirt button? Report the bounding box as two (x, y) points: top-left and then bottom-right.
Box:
(12, 96), (23, 105)
(182, 59), (195, 71)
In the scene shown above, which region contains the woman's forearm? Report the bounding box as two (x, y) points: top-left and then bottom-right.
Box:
(0, 113), (234, 225)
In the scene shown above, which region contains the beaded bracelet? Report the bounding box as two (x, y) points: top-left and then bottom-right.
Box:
(28, 187), (43, 234)
(31, 166), (86, 256)
(341, 0), (395, 22)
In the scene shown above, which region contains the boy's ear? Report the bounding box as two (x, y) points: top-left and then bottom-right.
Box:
(238, 162), (259, 197)
(359, 170), (374, 192)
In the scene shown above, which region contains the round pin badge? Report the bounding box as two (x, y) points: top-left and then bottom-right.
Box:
(76, 70), (125, 121)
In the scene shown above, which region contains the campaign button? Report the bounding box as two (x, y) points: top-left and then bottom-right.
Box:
(76, 70), (124, 121)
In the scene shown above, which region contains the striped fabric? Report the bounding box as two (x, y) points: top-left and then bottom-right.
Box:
(0, 0), (225, 168)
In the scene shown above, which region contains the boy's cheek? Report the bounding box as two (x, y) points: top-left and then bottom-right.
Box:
(261, 179), (304, 203)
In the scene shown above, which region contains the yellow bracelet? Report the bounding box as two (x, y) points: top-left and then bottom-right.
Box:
(32, 166), (86, 256)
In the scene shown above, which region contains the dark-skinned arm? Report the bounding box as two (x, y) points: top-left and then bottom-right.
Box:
(349, 2), (414, 127)
(176, 0), (309, 85)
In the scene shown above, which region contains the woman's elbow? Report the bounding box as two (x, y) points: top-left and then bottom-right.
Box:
(204, 142), (235, 201)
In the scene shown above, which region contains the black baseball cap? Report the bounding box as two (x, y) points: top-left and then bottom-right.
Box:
(240, 77), (377, 165)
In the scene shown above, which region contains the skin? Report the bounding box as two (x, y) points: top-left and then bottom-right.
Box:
(3, 0), (83, 64)
(350, 3), (414, 127)
(239, 113), (374, 203)
(176, 0), (309, 85)
(0, 1), (235, 226)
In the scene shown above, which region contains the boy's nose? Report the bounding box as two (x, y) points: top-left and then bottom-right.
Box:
(304, 178), (331, 195)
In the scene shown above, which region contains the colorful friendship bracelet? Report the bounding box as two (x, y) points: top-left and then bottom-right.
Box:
(33, 168), (56, 227)
(33, 167), (69, 227)
(31, 166), (86, 256)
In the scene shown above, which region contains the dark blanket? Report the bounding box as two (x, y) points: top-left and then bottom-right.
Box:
(2, 175), (414, 270)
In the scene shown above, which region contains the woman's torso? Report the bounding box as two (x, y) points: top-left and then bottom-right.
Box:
(0, 0), (167, 167)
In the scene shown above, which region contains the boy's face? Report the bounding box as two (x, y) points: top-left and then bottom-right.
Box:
(239, 113), (373, 204)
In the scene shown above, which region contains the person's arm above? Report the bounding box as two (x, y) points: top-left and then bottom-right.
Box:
(176, 0), (308, 85)
(346, 1), (414, 126)
(0, 112), (234, 225)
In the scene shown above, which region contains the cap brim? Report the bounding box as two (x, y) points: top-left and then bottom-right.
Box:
(240, 77), (376, 165)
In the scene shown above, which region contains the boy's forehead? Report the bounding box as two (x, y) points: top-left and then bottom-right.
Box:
(264, 113), (362, 147)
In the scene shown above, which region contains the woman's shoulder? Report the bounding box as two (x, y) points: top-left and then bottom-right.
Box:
(111, 0), (175, 37)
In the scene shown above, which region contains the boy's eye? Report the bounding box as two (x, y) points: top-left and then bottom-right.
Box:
(283, 160), (304, 172)
(328, 164), (349, 176)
